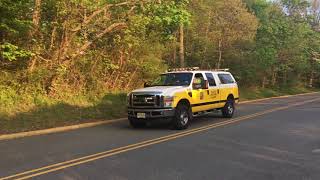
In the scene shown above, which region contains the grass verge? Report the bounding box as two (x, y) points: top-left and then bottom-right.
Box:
(0, 93), (127, 134)
(239, 87), (318, 101)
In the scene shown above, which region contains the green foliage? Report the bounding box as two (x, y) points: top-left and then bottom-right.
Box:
(146, 0), (191, 39)
(0, 0), (32, 35)
(1, 43), (34, 61)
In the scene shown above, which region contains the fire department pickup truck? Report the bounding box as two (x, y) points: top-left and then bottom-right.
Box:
(127, 67), (239, 130)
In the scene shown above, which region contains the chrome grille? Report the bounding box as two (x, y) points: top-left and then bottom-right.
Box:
(132, 94), (161, 107)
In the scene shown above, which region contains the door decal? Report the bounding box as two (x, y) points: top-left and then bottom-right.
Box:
(200, 92), (204, 100)
(210, 90), (218, 98)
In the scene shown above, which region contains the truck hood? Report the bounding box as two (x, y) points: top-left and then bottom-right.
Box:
(132, 86), (188, 96)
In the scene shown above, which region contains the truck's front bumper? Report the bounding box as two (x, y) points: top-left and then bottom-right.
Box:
(127, 108), (175, 119)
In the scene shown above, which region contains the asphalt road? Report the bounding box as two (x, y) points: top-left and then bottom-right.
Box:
(1, 93), (320, 180)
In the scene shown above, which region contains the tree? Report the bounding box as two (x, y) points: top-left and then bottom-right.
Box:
(186, 0), (258, 68)
(0, 0), (33, 68)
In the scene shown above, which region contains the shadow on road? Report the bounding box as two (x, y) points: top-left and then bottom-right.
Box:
(114, 112), (228, 131)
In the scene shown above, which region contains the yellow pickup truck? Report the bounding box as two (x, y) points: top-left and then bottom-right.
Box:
(127, 67), (239, 130)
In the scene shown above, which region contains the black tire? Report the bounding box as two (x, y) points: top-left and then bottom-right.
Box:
(129, 117), (146, 128)
(172, 103), (192, 130)
(222, 98), (235, 118)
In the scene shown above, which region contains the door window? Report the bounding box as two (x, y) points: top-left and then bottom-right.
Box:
(218, 74), (235, 84)
(205, 73), (216, 86)
(193, 73), (205, 89)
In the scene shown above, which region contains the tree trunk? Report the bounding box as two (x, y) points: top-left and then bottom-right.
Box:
(201, 11), (212, 68)
(112, 72), (121, 90)
(32, 0), (42, 33)
(172, 32), (177, 66)
(309, 70), (315, 88)
(126, 67), (138, 90)
(28, 0), (42, 73)
(49, 25), (57, 51)
(179, 24), (185, 68)
(262, 76), (267, 88)
(29, 58), (37, 73)
(106, 70), (116, 88)
(271, 71), (277, 86)
(173, 44), (177, 66)
(283, 69), (287, 86)
(217, 39), (222, 69)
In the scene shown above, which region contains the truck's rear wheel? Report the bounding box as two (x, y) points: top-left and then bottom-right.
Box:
(222, 98), (235, 118)
(172, 103), (192, 130)
(129, 117), (146, 128)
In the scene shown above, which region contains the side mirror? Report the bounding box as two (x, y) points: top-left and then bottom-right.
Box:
(144, 82), (150, 88)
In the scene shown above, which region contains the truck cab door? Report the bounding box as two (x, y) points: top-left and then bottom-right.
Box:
(191, 73), (211, 112)
(205, 72), (221, 109)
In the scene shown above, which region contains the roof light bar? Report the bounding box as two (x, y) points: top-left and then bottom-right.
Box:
(212, 68), (230, 72)
(167, 67), (200, 72)
(167, 67), (230, 72)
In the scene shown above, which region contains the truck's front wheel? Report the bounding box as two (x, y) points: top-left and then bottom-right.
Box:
(172, 103), (192, 130)
(129, 117), (146, 128)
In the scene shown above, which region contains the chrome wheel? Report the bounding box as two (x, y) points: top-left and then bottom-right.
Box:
(180, 111), (189, 126)
(173, 103), (191, 130)
(227, 104), (234, 114)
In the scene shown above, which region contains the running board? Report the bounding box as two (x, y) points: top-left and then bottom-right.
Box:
(193, 109), (220, 117)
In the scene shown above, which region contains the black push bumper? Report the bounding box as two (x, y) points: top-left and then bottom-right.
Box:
(127, 107), (175, 119)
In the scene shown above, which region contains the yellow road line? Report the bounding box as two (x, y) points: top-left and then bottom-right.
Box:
(2, 97), (319, 180)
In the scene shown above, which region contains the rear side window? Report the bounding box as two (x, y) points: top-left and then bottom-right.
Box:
(205, 73), (216, 86)
(218, 74), (235, 84)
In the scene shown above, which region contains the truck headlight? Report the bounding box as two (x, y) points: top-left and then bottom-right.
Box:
(163, 96), (174, 107)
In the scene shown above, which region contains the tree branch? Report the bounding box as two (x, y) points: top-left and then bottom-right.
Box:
(71, 22), (127, 60)
(71, 1), (137, 32)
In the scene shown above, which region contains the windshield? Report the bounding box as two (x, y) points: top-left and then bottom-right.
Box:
(151, 73), (193, 86)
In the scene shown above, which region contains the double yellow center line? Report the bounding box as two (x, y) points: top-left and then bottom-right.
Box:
(1, 98), (319, 180)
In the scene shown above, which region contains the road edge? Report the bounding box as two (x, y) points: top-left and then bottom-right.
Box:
(0, 91), (319, 141)
(0, 118), (127, 141)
